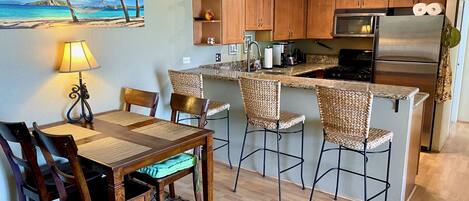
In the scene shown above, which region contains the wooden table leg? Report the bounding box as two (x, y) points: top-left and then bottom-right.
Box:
(106, 169), (125, 201)
(202, 134), (214, 201)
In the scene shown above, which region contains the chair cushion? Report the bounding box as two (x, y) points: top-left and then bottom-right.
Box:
(325, 128), (393, 150)
(248, 111), (305, 130)
(207, 101), (230, 116)
(137, 153), (196, 179)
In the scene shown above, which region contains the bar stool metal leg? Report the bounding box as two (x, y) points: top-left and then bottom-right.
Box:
(310, 137), (326, 201)
(334, 145), (342, 200)
(385, 141), (392, 201)
(263, 128), (267, 177)
(226, 110), (233, 169)
(363, 140), (368, 201)
(276, 123), (282, 201)
(300, 123), (305, 190)
(233, 121), (249, 192)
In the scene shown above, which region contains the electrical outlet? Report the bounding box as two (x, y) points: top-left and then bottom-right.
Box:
(228, 44), (238, 55)
(215, 53), (222, 62)
(183, 57), (191, 64)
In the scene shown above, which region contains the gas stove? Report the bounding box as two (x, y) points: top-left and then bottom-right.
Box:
(324, 49), (373, 82)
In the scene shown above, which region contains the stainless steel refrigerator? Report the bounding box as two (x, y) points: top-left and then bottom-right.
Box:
(373, 15), (446, 151)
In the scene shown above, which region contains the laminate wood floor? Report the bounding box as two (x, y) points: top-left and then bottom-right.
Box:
(172, 123), (469, 201)
(412, 123), (469, 201)
(172, 162), (347, 201)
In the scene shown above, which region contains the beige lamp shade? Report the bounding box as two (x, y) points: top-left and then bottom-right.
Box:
(59, 41), (100, 73)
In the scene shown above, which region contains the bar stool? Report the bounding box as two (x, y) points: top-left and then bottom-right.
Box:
(233, 77), (305, 201)
(310, 85), (393, 201)
(168, 70), (232, 168)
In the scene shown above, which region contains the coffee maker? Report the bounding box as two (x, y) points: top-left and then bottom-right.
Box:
(273, 41), (298, 67)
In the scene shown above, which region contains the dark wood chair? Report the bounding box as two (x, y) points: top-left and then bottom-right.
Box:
(32, 123), (152, 201)
(0, 121), (49, 201)
(133, 93), (209, 201)
(123, 87), (160, 117)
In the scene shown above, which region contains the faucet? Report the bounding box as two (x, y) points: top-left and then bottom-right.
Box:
(247, 41), (262, 72)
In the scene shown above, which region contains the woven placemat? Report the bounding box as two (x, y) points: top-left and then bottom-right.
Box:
(132, 121), (202, 141)
(42, 124), (101, 141)
(78, 137), (151, 164)
(96, 111), (154, 126)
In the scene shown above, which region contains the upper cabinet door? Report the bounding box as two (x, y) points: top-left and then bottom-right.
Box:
(419, 0), (446, 5)
(362, 0), (389, 8)
(336, 0), (361, 9)
(245, 0), (259, 30)
(307, 0), (335, 39)
(289, 0), (306, 39)
(259, 0), (274, 30)
(222, 0), (245, 44)
(273, 0), (291, 40)
(389, 0), (415, 8)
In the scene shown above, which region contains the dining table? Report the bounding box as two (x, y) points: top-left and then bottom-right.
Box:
(39, 110), (214, 201)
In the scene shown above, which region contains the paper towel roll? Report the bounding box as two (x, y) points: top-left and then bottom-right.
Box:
(413, 3), (427, 16)
(427, 3), (445, 16)
(264, 47), (273, 69)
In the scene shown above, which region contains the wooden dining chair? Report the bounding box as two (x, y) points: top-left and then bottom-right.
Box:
(123, 87), (160, 117)
(133, 93), (209, 201)
(0, 121), (49, 201)
(32, 122), (97, 201)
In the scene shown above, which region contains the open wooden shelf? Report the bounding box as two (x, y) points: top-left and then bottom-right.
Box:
(193, 0), (222, 46)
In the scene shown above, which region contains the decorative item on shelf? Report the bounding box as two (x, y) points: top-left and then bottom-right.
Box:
(207, 37), (216, 45)
(59, 40), (100, 123)
(204, 10), (215, 21)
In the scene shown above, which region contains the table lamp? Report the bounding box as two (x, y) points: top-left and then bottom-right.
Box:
(59, 40), (100, 123)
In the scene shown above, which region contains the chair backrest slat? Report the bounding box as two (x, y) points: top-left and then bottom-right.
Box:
(169, 93), (209, 129)
(316, 85), (373, 139)
(239, 77), (281, 121)
(32, 123), (92, 201)
(124, 87), (160, 117)
(0, 121), (49, 201)
(168, 70), (204, 98)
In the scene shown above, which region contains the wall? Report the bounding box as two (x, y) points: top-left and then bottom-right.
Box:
(458, 28), (469, 122)
(0, 1), (247, 200)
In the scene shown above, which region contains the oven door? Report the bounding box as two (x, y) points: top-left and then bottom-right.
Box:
(334, 13), (384, 37)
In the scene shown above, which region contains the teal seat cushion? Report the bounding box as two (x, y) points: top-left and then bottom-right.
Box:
(137, 153), (196, 179)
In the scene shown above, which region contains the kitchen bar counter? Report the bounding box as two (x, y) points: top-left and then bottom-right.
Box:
(185, 64), (419, 100)
(185, 63), (423, 201)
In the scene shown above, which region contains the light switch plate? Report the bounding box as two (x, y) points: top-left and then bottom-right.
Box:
(228, 44), (238, 55)
(182, 57), (191, 64)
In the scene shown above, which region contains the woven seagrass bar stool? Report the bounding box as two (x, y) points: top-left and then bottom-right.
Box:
(168, 70), (233, 168)
(310, 86), (393, 201)
(233, 76), (306, 201)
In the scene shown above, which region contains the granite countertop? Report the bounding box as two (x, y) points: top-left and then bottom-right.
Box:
(185, 63), (419, 100)
(414, 92), (430, 107)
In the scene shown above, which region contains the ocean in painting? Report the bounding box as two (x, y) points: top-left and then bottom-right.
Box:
(0, 0), (144, 29)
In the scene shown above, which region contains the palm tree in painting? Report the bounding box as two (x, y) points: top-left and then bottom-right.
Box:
(119, 0), (130, 22)
(65, 0), (79, 22)
(135, 0), (140, 17)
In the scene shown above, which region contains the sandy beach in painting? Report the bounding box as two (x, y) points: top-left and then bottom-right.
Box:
(0, 17), (144, 29)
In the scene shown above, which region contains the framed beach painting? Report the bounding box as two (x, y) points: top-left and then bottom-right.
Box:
(0, 0), (144, 29)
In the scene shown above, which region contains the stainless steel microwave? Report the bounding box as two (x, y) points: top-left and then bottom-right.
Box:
(334, 13), (386, 37)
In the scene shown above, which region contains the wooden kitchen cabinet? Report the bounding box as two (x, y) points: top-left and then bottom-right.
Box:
(307, 0), (335, 39)
(273, 0), (306, 40)
(389, 0), (415, 7)
(362, 0), (389, 8)
(192, 0), (245, 45)
(245, 0), (273, 31)
(336, 0), (361, 9)
(419, 0), (446, 5)
(336, 0), (388, 9)
(222, 0), (245, 44)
